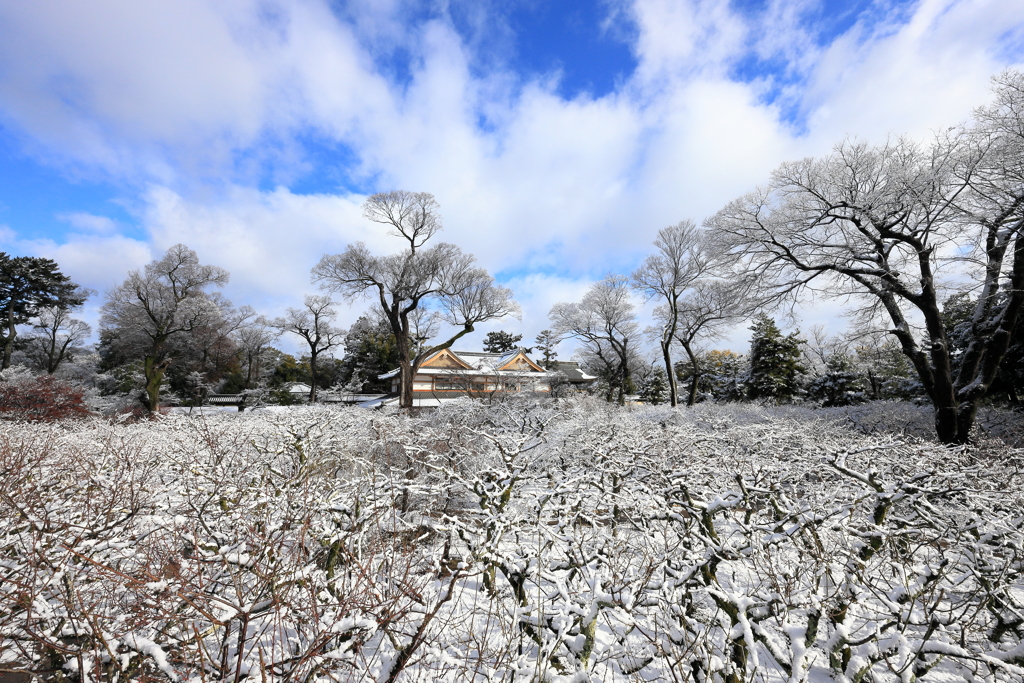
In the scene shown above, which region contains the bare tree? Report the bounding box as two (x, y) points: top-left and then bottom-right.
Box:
(312, 191), (519, 409)
(101, 244), (229, 413)
(632, 221), (716, 407)
(21, 296), (94, 374)
(182, 298), (255, 382)
(273, 295), (345, 402)
(233, 314), (280, 389)
(707, 73), (1024, 444)
(666, 279), (750, 406)
(549, 274), (639, 405)
(801, 324), (851, 372)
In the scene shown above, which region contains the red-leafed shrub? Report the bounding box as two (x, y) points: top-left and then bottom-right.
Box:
(0, 374), (91, 421)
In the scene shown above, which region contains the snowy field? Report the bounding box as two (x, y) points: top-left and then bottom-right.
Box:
(1, 398), (1023, 682)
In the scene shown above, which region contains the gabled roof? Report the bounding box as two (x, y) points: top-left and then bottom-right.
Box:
(378, 347), (550, 379)
(552, 361), (597, 383)
(496, 349), (545, 372)
(420, 348), (474, 370)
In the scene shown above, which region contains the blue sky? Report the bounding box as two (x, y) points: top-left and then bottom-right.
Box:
(0, 0), (1022, 353)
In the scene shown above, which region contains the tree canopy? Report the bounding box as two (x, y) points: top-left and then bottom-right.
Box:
(101, 244), (229, 413)
(272, 296), (345, 402)
(0, 254), (87, 369)
(707, 71), (1024, 443)
(20, 304), (92, 374)
(550, 275), (638, 405)
(483, 330), (524, 354)
(313, 191), (519, 408)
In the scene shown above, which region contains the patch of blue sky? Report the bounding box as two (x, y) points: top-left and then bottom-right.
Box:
(443, 0), (636, 101)
(494, 246), (648, 286)
(368, 42), (418, 95)
(0, 136), (140, 244)
(494, 263), (558, 285)
(806, 0), (912, 46)
(235, 132), (368, 198)
(729, 52), (808, 129)
(995, 23), (1024, 63)
(728, 0), (920, 131)
(499, 1), (636, 100)
(331, 2), (435, 94)
(288, 143), (367, 197)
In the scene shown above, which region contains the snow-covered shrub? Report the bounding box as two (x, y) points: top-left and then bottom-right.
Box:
(772, 400), (1024, 446)
(0, 366), (90, 421)
(546, 370), (573, 398)
(805, 354), (867, 407)
(238, 384), (271, 410)
(1, 400), (1021, 682)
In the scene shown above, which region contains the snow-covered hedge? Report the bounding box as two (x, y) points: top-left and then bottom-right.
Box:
(1, 399), (1022, 682)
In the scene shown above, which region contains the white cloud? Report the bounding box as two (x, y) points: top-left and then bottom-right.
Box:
(139, 185), (376, 316)
(0, 230), (151, 292)
(495, 272), (595, 345)
(799, 0), (1024, 145)
(0, 0), (1022, 357)
(57, 212), (121, 234)
(626, 0), (746, 81)
(0, 0), (382, 184)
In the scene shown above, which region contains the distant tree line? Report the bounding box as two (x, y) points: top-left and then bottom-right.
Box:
(547, 70), (1024, 444)
(2, 73), (1024, 444)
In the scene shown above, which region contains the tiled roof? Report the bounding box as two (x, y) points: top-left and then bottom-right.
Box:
(380, 347), (547, 378)
(552, 361), (597, 383)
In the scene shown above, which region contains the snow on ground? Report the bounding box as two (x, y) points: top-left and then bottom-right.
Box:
(1, 398), (1022, 682)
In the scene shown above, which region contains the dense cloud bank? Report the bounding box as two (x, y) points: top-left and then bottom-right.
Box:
(1, 399), (1023, 681)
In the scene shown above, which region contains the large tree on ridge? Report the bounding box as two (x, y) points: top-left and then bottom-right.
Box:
(101, 244), (229, 413)
(312, 191), (519, 409)
(707, 71), (1024, 444)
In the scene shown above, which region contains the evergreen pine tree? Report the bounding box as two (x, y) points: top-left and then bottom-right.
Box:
(533, 329), (559, 369)
(0, 254), (88, 369)
(483, 330), (524, 353)
(638, 367), (667, 404)
(336, 315), (401, 393)
(806, 352), (867, 406)
(746, 315), (806, 401)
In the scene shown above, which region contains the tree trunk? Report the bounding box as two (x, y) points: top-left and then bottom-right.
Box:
(245, 352), (254, 389)
(681, 342), (700, 408)
(950, 231), (1024, 444)
(46, 336), (59, 374)
(921, 299), (964, 445)
(2, 307), (15, 370)
(399, 358), (415, 409)
(932, 403), (959, 444)
(142, 356), (169, 414)
(309, 350), (318, 403)
(661, 338), (678, 407)
(866, 370), (879, 400)
(618, 338), (631, 406)
(617, 361), (629, 406)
